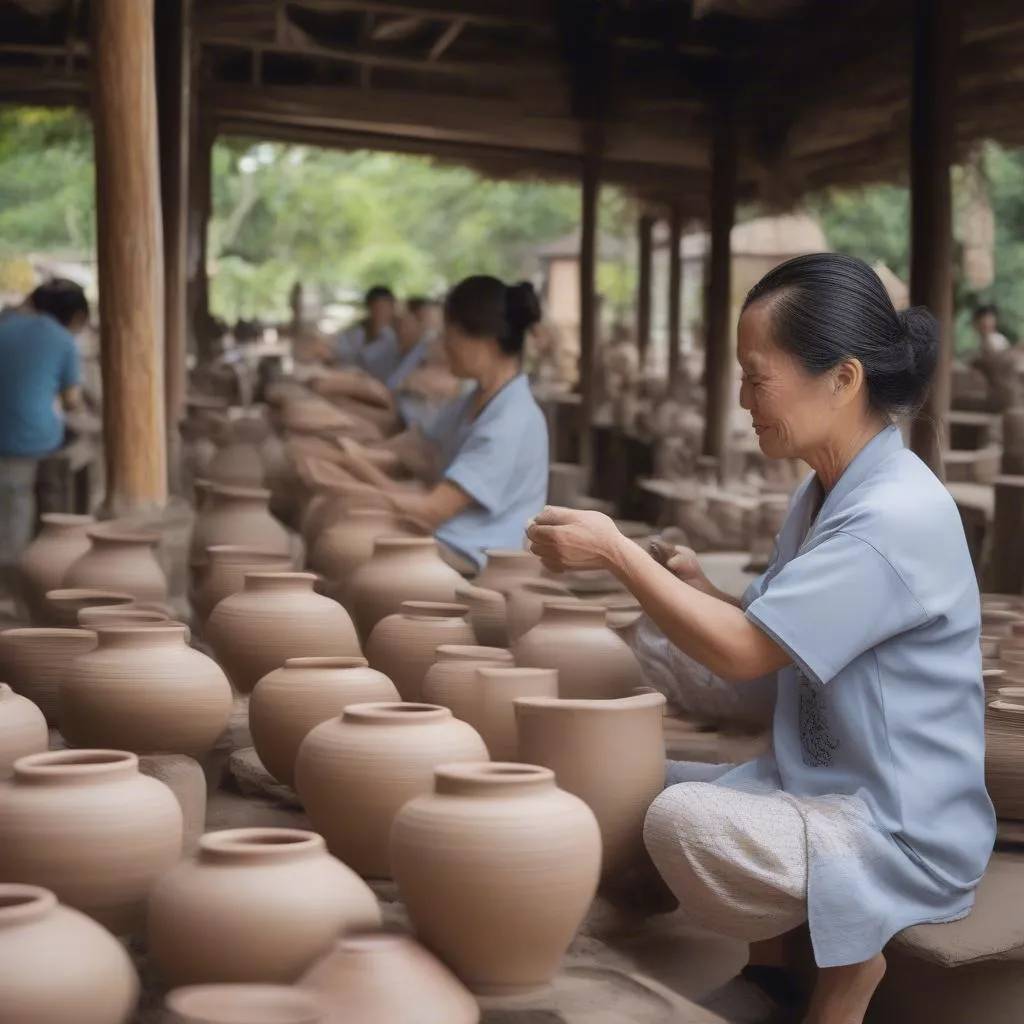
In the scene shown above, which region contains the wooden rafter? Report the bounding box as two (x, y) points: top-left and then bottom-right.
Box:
(283, 0), (552, 32)
(429, 18), (464, 60)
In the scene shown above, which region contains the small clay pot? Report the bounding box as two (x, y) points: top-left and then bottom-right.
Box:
(166, 985), (325, 1024)
(190, 485), (290, 567)
(0, 683), (48, 778)
(192, 545), (293, 624)
(502, 579), (574, 644)
(474, 549), (543, 592)
(421, 645), (514, 724)
(63, 527), (169, 605)
(466, 667), (559, 761)
(985, 688), (1024, 821)
(45, 589), (135, 628)
(0, 627), (97, 725)
(17, 514), (95, 625)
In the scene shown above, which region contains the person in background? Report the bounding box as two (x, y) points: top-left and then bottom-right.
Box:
(971, 303), (1011, 354)
(0, 279), (86, 592)
(333, 284), (398, 379)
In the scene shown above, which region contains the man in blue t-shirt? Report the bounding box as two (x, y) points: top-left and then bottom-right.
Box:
(0, 279), (87, 590)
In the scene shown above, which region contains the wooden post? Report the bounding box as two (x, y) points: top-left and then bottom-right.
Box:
(577, 150), (601, 485)
(187, 119), (214, 362)
(91, 0), (167, 515)
(636, 213), (655, 373)
(908, 0), (960, 480)
(667, 201), (684, 392)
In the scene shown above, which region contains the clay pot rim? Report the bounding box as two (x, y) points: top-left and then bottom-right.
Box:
(434, 644), (514, 663)
(433, 761), (552, 793)
(165, 984), (325, 1024)
(342, 701), (451, 724)
(90, 621), (189, 639)
(282, 656), (370, 670)
(243, 571), (318, 588)
(982, 609), (1023, 623)
(78, 608), (169, 626)
(325, 930), (419, 955)
(204, 545), (294, 563)
(475, 666), (558, 682)
(1, 625), (97, 640)
(205, 483), (273, 501)
(85, 525), (161, 545)
(396, 600), (470, 619)
(45, 588), (136, 606)
(199, 828), (325, 860)
(513, 691), (667, 713)
(0, 885), (57, 926)
(38, 512), (95, 528)
(13, 749), (138, 782)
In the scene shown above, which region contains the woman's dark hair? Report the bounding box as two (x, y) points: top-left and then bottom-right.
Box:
(30, 278), (89, 329)
(444, 276), (542, 356)
(972, 303), (998, 322)
(742, 252), (940, 417)
(365, 285), (395, 306)
(405, 296), (430, 316)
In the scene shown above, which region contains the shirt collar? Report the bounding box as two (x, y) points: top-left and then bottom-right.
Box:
(817, 423), (904, 523)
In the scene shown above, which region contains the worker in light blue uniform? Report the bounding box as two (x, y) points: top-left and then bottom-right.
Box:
(527, 253), (994, 1024)
(333, 284), (400, 380)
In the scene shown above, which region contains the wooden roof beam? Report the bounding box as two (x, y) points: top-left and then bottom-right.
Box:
(429, 18), (465, 60)
(285, 0), (552, 32)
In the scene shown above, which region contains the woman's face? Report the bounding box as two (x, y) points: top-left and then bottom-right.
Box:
(443, 320), (488, 379)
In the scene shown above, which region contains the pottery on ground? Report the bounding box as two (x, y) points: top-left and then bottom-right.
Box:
(390, 762), (601, 995)
(981, 609), (1024, 637)
(0, 884), (139, 1024)
(512, 602), (642, 700)
(166, 985), (325, 1024)
(61, 623), (233, 759)
(300, 932), (479, 1024)
(193, 546), (294, 624)
(206, 573), (361, 695)
(365, 602), (475, 702)
(17, 514), (96, 625)
(473, 549), (543, 592)
(467, 667), (558, 762)
(148, 828), (381, 986)
(348, 538), (464, 641)
(501, 579), (574, 644)
(0, 683), (48, 778)
(64, 526), (169, 605)
(45, 589), (135, 628)
(515, 692), (667, 876)
(0, 627), (97, 725)
(250, 657), (399, 788)
(295, 703), (488, 879)
(421, 645), (515, 724)
(986, 687), (1024, 821)
(0, 749), (183, 934)
(190, 485), (291, 570)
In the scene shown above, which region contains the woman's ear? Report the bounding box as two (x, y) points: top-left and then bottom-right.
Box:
(832, 358), (865, 407)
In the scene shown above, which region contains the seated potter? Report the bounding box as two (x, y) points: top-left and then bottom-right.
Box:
(334, 275), (549, 572)
(527, 253), (994, 1024)
(332, 284), (400, 380)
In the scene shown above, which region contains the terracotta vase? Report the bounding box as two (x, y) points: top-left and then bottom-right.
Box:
(474, 549), (543, 592)
(515, 692), (667, 876)
(193, 546), (293, 624)
(0, 884), (139, 1024)
(0, 749), (183, 934)
(77, 606), (169, 628)
(0, 627), (97, 725)
(466, 667), (559, 761)
(295, 703), (488, 879)
(390, 763), (601, 995)
(365, 602), (475, 702)
(348, 538), (463, 641)
(64, 527), (169, 604)
(166, 985), (325, 1024)
(17, 514), (96, 625)
(512, 603), (642, 700)
(61, 624), (233, 758)
(300, 933), (479, 1024)
(422, 645), (514, 724)
(0, 683), (48, 777)
(985, 687), (1024, 821)
(502, 579), (574, 644)
(148, 827), (381, 986)
(204, 439), (267, 490)
(250, 657), (399, 788)
(190, 486), (291, 566)
(45, 588), (135, 628)
(453, 583), (508, 648)
(206, 573), (361, 695)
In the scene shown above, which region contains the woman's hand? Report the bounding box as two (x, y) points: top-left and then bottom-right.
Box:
(663, 544), (714, 595)
(526, 507), (626, 573)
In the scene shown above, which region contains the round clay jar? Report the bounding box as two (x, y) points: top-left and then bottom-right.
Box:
(473, 549), (543, 592)
(453, 582), (509, 648)
(190, 485), (290, 567)
(0, 683), (48, 778)
(63, 527), (169, 605)
(165, 984), (325, 1024)
(192, 545), (293, 624)
(17, 514), (95, 625)
(44, 589), (135, 629)
(0, 884), (140, 1024)
(501, 579), (573, 644)
(0, 627), (97, 726)
(390, 763), (601, 995)
(0, 749), (183, 934)
(467, 667), (559, 762)
(148, 828), (381, 986)
(421, 645), (514, 724)
(294, 703), (489, 879)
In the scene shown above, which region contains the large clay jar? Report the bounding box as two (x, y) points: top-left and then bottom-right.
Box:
(453, 583), (508, 648)
(0, 683), (47, 777)
(512, 602), (641, 700)
(191, 486), (291, 567)
(0, 627), (97, 725)
(474, 548), (542, 592)
(64, 527), (169, 604)
(390, 763), (601, 995)
(18, 514), (95, 624)
(250, 657), (399, 788)
(45, 588), (135, 628)
(985, 687), (1024, 821)
(206, 573), (361, 695)
(422, 645), (514, 724)
(348, 538), (463, 641)
(0, 749), (183, 933)
(515, 692), (666, 876)
(0, 884), (139, 1024)
(467, 667), (558, 761)
(166, 985), (325, 1024)
(365, 602), (475, 702)
(295, 703), (488, 879)
(300, 933), (479, 1024)
(502, 579), (574, 644)
(61, 624), (233, 758)
(193, 546), (293, 624)
(148, 827), (381, 986)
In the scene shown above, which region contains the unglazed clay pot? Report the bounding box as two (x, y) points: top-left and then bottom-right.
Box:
(453, 583), (508, 648)
(18, 514), (95, 624)
(502, 579), (574, 644)
(166, 985), (325, 1024)
(515, 692), (666, 876)
(981, 608), (1023, 637)
(0, 884), (139, 1024)
(467, 667), (559, 762)
(512, 602), (641, 700)
(148, 828), (381, 986)
(61, 624), (233, 758)
(250, 657), (399, 788)
(300, 933), (479, 1024)
(77, 606), (169, 628)
(193, 546), (293, 624)
(0, 627), (97, 725)
(0, 683), (47, 777)
(985, 687), (1024, 821)
(203, 438), (267, 490)
(64, 527), (169, 604)
(391, 763), (601, 994)
(365, 602), (475, 702)
(0, 749), (183, 933)
(474, 548), (543, 592)
(190, 486), (290, 566)
(422, 645), (514, 724)
(206, 573), (361, 694)
(348, 538), (463, 641)
(295, 703), (489, 878)
(45, 588), (135, 628)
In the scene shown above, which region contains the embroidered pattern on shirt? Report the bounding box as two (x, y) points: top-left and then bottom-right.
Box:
(797, 668), (839, 768)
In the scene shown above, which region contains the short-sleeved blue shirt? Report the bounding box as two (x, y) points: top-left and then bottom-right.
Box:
(333, 324), (401, 382)
(0, 311), (80, 457)
(426, 373), (548, 569)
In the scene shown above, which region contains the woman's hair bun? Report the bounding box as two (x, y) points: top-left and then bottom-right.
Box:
(505, 281), (542, 334)
(897, 305), (940, 380)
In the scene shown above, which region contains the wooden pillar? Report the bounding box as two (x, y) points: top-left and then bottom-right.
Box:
(91, 0), (167, 514)
(667, 201), (684, 392)
(908, 0), (960, 480)
(636, 213), (655, 372)
(577, 152), (601, 483)
(187, 120), (214, 362)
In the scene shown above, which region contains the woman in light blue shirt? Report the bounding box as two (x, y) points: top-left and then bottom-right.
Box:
(527, 253), (995, 1024)
(338, 275), (549, 572)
